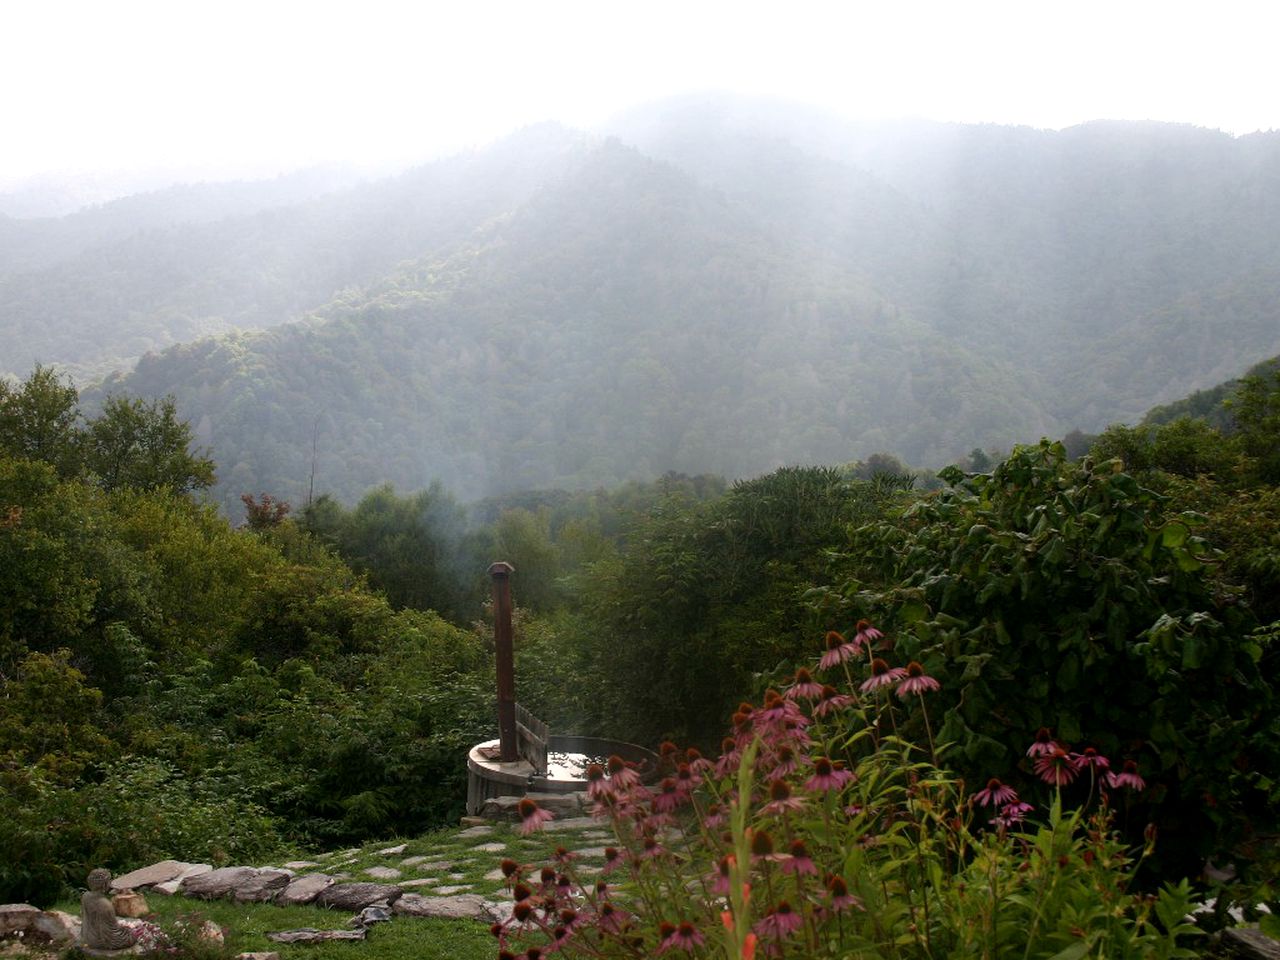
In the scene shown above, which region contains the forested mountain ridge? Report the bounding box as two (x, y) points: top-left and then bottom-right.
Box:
(101, 138), (1052, 511)
(0, 125), (585, 381)
(13, 101), (1280, 509)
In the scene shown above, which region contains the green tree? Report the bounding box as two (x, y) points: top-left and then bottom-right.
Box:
(0, 366), (80, 475)
(82, 395), (215, 494)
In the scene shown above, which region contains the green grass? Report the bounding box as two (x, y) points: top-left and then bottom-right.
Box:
(49, 817), (619, 960)
(54, 894), (496, 960)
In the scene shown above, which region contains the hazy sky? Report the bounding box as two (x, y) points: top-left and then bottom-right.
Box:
(3, 0), (1277, 183)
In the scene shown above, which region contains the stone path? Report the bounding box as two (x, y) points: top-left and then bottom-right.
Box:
(86, 790), (615, 925)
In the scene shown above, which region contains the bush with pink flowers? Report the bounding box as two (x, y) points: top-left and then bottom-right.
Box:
(492, 622), (1204, 959)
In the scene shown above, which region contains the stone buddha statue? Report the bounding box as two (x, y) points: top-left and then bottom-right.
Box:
(80, 868), (135, 951)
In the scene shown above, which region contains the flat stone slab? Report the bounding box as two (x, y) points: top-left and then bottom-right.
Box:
(281, 861), (319, 870)
(152, 864), (212, 896)
(315, 883), (402, 911)
(483, 868), (506, 881)
(455, 825), (493, 838)
(392, 893), (497, 921)
(237, 953), (280, 960)
(398, 879), (438, 888)
(574, 847), (610, 858)
(376, 844), (407, 856)
(267, 929), (366, 944)
(363, 867), (401, 881)
(277, 874), (335, 907)
(110, 860), (192, 891)
(471, 842), (507, 853)
(542, 816), (598, 832)
(406, 860), (452, 872)
(183, 867), (290, 903)
(431, 885), (472, 895)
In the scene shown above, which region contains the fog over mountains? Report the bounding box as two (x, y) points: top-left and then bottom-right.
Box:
(4, 97), (1279, 510)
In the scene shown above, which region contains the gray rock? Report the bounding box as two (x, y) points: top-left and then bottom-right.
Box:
(276, 874), (335, 907)
(431, 885), (472, 895)
(1222, 928), (1280, 960)
(574, 847), (610, 858)
(151, 864), (212, 896)
(315, 883), (403, 911)
(363, 866), (401, 881)
(237, 953), (280, 960)
(471, 842), (507, 854)
(110, 860), (192, 891)
(281, 861), (319, 870)
(183, 867), (290, 903)
(455, 825), (493, 839)
(267, 929), (366, 944)
(543, 816), (599, 832)
(399, 856), (430, 867)
(376, 843), (407, 856)
(526, 791), (585, 815)
(483, 868), (506, 881)
(399, 879), (438, 888)
(392, 893), (497, 921)
(408, 860), (452, 872)
(0, 904), (77, 946)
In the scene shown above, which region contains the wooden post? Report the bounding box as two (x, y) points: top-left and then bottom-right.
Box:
(489, 561), (517, 762)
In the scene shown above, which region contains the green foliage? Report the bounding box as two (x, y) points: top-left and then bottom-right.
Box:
(300, 485), (475, 619)
(817, 440), (1274, 873)
(503, 645), (1206, 960)
(0, 365), (80, 473)
(561, 465), (910, 743)
(81, 394), (215, 493)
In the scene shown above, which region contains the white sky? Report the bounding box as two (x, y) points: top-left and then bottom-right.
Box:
(2, 0), (1277, 183)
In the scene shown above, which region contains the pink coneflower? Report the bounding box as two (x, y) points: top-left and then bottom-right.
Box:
(1072, 747), (1111, 772)
(518, 798), (555, 834)
(855, 619), (885, 648)
(1034, 747), (1080, 787)
(896, 661), (941, 698)
(638, 835), (667, 860)
(767, 744), (801, 780)
(585, 762), (614, 802)
(657, 921), (705, 954)
(805, 756), (855, 792)
(819, 630), (862, 670)
(601, 847), (623, 875)
(814, 684), (854, 717)
(597, 902), (630, 935)
(860, 658), (907, 693)
(675, 762), (700, 792)
(750, 828), (777, 860)
(703, 802), (727, 829)
(780, 839), (818, 876)
(754, 901), (804, 940)
(825, 875), (863, 913)
(762, 779), (806, 816)
(607, 754), (642, 790)
(971, 777), (1018, 807)
(785, 667), (825, 701)
(653, 778), (682, 813)
(756, 689), (803, 725)
(1027, 727), (1062, 759)
(715, 738), (743, 778)
(684, 747), (713, 776)
(1106, 759), (1146, 792)
(993, 800), (1034, 829)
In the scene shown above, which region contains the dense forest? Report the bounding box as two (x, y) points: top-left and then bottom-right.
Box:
(4, 102), (1280, 510)
(3, 356), (1279, 918)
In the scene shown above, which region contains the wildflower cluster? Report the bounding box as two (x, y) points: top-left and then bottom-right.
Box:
(494, 620), (1196, 960)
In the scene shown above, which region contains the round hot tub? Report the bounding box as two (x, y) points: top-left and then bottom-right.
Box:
(466, 734), (657, 816)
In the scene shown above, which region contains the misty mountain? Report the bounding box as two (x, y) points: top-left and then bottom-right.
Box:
(0, 127), (584, 380)
(14, 98), (1280, 510)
